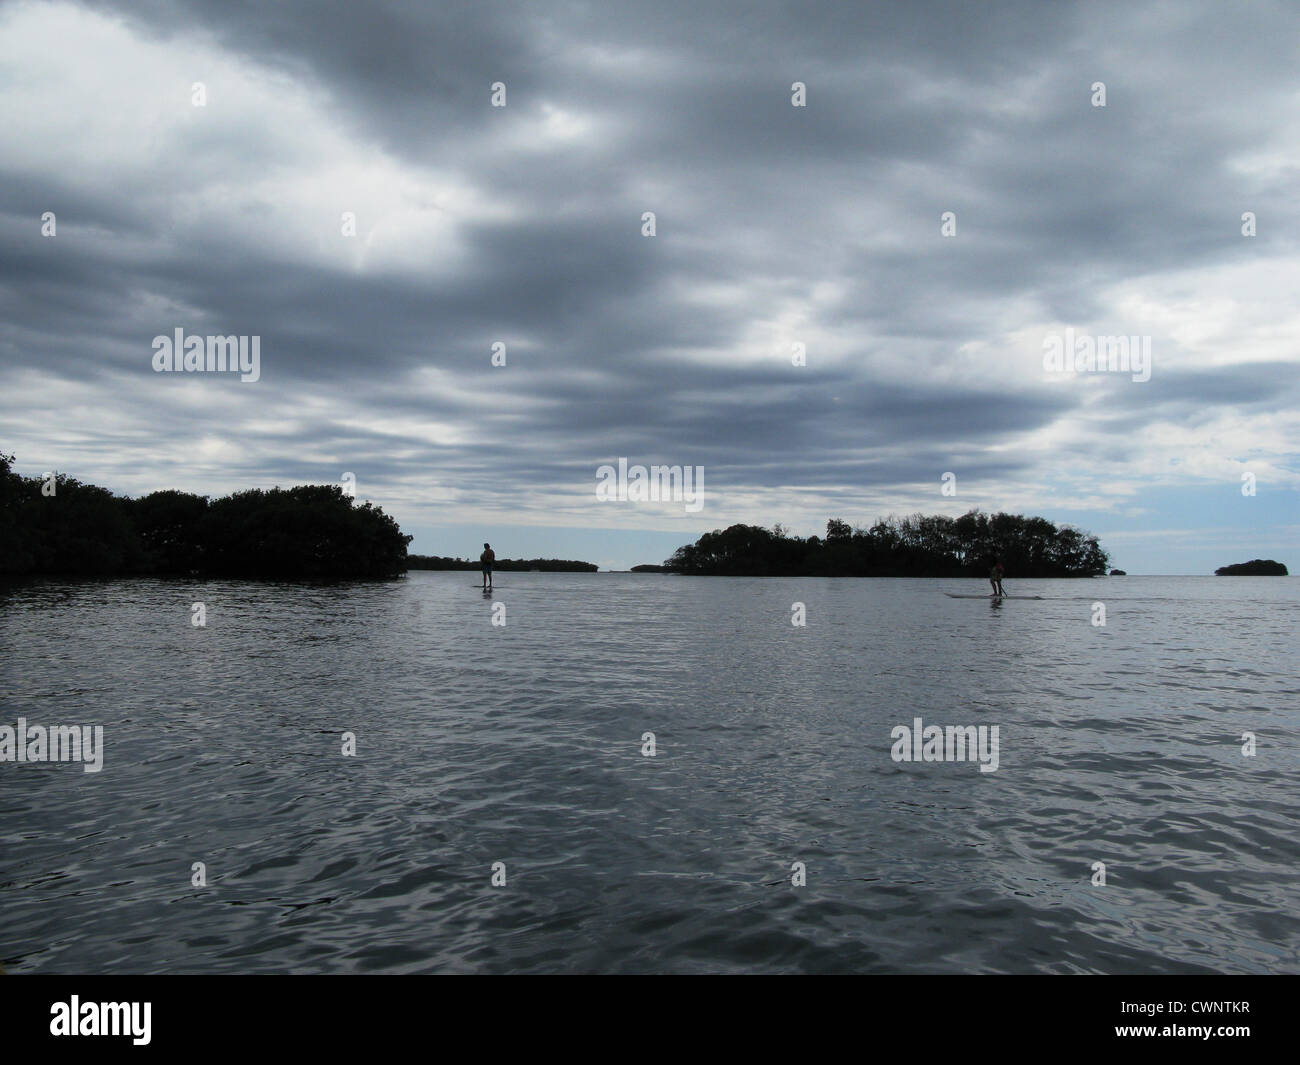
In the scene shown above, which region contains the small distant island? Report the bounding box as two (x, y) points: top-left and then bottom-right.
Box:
(1214, 559), (1288, 576)
(644, 512), (1109, 577)
(1109, 569), (1126, 576)
(408, 555), (597, 572)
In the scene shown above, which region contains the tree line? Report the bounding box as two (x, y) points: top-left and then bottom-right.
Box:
(1215, 559), (1287, 576)
(661, 512), (1110, 577)
(0, 451), (411, 578)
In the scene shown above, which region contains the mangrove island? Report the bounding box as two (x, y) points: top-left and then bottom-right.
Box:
(651, 512), (1110, 577)
(1214, 559), (1288, 576)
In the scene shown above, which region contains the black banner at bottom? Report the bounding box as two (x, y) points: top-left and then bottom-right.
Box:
(0, 973), (1291, 1053)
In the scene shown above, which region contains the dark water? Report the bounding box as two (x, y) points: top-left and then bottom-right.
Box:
(1, 573), (1297, 973)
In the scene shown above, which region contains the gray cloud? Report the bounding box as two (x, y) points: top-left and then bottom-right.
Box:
(1, 0), (1297, 567)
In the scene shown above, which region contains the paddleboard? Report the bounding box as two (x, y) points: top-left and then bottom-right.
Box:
(944, 592), (1042, 599)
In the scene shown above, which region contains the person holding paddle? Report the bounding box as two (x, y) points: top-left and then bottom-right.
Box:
(989, 558), (1005, 597)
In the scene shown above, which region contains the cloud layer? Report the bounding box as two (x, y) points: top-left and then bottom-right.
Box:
(1, 0), (1297, 569)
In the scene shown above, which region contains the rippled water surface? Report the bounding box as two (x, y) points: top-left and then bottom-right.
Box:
(2, 573), (1297, 973)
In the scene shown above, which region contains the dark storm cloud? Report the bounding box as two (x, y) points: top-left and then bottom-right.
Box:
(2, 0), (1298, 547)
(1103, 363), (1300, 417)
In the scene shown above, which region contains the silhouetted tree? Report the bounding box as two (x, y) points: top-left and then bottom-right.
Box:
(0, 452), (410, 579)
(661, 509), (1109, 577)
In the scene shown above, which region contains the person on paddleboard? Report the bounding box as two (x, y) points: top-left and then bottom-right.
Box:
(989, 558), (1005, 597)
(480, 543), (495, 591)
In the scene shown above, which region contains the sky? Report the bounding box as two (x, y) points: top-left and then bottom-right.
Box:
(1, 0), (1296, 573)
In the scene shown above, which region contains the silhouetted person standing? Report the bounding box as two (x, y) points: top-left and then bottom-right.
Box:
(989, 558), (1005, 597)
(481, 542), (495, 591)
